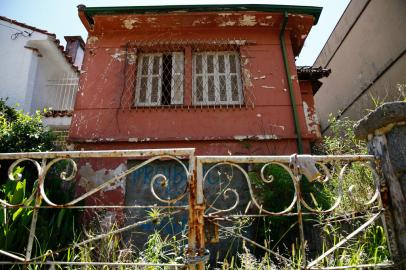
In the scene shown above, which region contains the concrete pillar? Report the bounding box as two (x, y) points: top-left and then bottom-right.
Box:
(354, 101), (406, 268)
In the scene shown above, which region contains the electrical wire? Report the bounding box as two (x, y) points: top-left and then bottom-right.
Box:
(0, 22), (33, 40)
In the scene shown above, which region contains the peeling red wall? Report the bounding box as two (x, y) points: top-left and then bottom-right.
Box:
(70, 11), (319, 155)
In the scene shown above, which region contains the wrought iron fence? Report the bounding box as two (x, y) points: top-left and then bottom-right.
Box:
(0, 149), (395, 269)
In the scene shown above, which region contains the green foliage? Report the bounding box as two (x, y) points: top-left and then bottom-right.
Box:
(316, 114), (367, 155)
(0, 98), (55, 153)
(313, 115), (390, 267)
(0, 164), (78, 264)
(0, 99), (78, 266)
(249, 163), (331, 254)
(219, 116), (390, 269)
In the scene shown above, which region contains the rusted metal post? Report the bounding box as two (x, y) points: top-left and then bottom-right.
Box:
(195, 159), (206, 270)
(187, 177), (197, 270)
(187, 155), (197, 270)
(187, 157), (207, 270)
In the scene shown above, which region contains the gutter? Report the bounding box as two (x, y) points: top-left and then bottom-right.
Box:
(280, 11), (303, 154)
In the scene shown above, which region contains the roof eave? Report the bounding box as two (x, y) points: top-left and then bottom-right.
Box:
(78, 4), (322, 30)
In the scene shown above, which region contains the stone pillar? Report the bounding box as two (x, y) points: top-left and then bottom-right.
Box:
(354, 101), (406, 268)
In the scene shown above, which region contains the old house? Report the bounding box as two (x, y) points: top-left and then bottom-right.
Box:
(70, 4), (328, 155)
(69, 4), (329, 234)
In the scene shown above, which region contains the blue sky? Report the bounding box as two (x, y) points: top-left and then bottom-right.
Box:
(0, 0), (350, 65)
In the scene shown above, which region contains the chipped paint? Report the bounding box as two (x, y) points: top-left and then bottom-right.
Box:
(241, 57), (253, 88)
(266, 15), (273, 19)
(218, 13), (233, 16)
(122, 19), (139, 30)
(219, 20), (236, 27)
(111, 49), (126, 62)
(234, 134), (278, 141)
(261, 85), (275, 89)
(129, 138), (138, 142)
(146, 17), (157, 23)
(238, 15), (257, 26)
(253, 75), (266, 80)
(127, 52), (137, 64)
(192, 17), (210, 26)
(270, 124), (285, 131)
(87, 36), (99, 45)
(78, 163), (127, 192)
(303, 101), (321, 137)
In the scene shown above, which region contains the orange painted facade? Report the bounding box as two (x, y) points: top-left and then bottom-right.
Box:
(70, 5), (321, 155)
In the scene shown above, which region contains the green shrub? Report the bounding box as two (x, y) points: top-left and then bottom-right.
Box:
(0, 99), (78, 266)
(0, 99), (55, 153)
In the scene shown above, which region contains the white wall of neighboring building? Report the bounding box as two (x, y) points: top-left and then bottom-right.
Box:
(314, 0), (406, 133)
(0, 18), (79, 130)
(28, 38), (77, 114)
(74, 46), (84, 70)
(0, 20), (48, 112)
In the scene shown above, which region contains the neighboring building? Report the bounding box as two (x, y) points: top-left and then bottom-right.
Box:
(314, 0), (406, 133)
(70, 4), (328, 155)
(0, 16), (84, 148)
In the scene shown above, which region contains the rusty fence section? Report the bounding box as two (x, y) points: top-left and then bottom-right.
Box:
(0, 149), (396, 269)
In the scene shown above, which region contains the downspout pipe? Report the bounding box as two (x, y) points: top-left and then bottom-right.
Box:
(280, 11), (304, 154)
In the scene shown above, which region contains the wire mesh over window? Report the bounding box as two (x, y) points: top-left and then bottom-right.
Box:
(193, 52), (243, 105)
(135, 52), (184, 106)
(120, 39), (255, 110)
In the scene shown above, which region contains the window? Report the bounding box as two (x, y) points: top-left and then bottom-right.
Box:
(135, 52), (184, 106)
(193, 52), (243, 105)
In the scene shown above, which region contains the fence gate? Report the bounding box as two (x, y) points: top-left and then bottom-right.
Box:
(0, 149), (396, 269)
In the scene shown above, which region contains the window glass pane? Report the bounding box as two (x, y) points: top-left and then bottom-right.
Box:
(208, 76), (215, 102)
(207, 55), (214, 74)
(218, 55), (225, 73)
(172, 53), (183, 74)
(152, 56), (160, 75)
(171, 74), (183, 104)
(141, 56), (149, 75)
(191, 52), (243, 106)
(171, 53), (184, 105)
(231, 75), (239, 101)
(196, 76), (203, 102)
(139, 77), (148, 103)
(219, 75), (227, 101)
(196, 55), (203, 74)
(229, 54), (236, 73)
(151, 77), (159, 103)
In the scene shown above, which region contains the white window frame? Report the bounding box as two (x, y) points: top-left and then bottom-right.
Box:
(135, 52), (184, 106)
(192, 51), (243, 105)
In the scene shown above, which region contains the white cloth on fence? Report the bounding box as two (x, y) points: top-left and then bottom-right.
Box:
(289, 154), (321, 181)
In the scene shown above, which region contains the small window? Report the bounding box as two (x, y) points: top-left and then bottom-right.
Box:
(192, 52), (243, 105)
(135, 52), (184, 106)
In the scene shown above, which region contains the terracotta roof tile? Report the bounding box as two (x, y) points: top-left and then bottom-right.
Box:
(43, 110), (73, 118)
